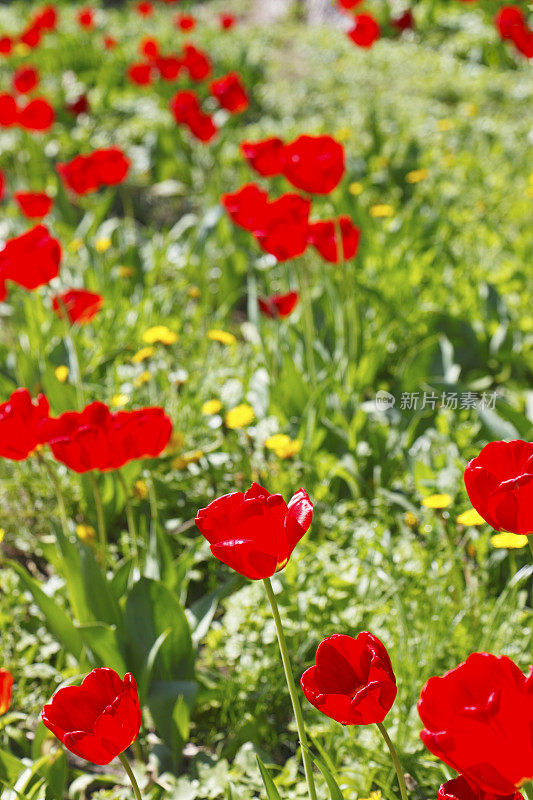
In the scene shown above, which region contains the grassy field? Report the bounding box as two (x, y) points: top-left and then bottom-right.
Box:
(0, 2), (532, 799)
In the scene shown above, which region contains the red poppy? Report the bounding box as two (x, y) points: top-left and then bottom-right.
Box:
(301, 632), (397, 725)
(348, 14), (381, 48)
(0, 224), (61, 291)
(495, 6), (525, 40)
(139, 36), (160, 60)
(0, 37), (13, 56)
(18, 97), (55, 132)
(391, 10), (414, 31)
(14, 191), (53, 219)
(182, 44), (211, 81)
(175, 13), (195, 31)
(281, 134), (345, 195)
(0, 669), (13, 715)
(78, 7), (95, 30)
(128, 62), (155, 86)
(136, 1), (153, 16)
(464, 440), (533, 535)
(187, 111), (218, 143)
(221, 183), (269, 232)
(13, 66), (39, 95)
(0, 94), (18, 128)
(0, 389), (50, 461)
(103, 36), (118, 50)
(254, 193), (311, 261)
(42, 669), (141, 766)
(52, 289), (103, 325)
(439, 775), (524, 800)
(220, 13), (236, 30)
(418, 653), (533, 795)
(308, 216), (361, 263)
(195, 482), (313, 580)
(338, 0), (364, 8)
(210, 72), (249, 113)
(258, 291), (299, 319)
(170, 90), (201, 124)
(44, 402), (172, 472)
(65, 94), (90, 116)
(241, 138), (285, 177)
(156, 55), (183, 80)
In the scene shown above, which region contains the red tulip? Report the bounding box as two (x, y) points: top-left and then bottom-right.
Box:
(281, 134), (345, 195)
(103, 36), (118, 50)
(78, 7), (95, 30)
(182, 44), (211, 81)
(348, 14), (381, 48)
(495, 6), (525, 40)
(65, 94), (90, 116)
(0, 224), (61, 291)
(52, 289), (103, 325)
(0, 94), (18, 128)
(0, 669), (13, 715)
(0, 37), (13, 56)
(139, 36), (160, 60)
(391, 10), (414, 31)
(308, 216), (361, 263)
(170, 90), (201, 123)
(464, 440), (533, 536)
(258, 291), (299, 319)
(418, 653), (533, 795)
(42, 668), (141, 765)
(187, 111), (218, 143)
(210, 72), (249, 113)
(220, 13), (236, 30)
(241, 137), (285, 177)
(57, 148), (129, 194)
(513, 27), (533, 58)
(128, 63), (155, 86)
(44, 402), (172, 472)
(301, 632), (397, 725)
(57, 154), (99, 195)
(136, 1), (153, 16)
(439, 775), (524, 800)
(175, 13), (195, 31)
(156, 55), (183, 81)
(18, 97), (55, 132)
(14, 191), (53, 219)
(0, 389), (50, 461)
(33, 5), (58, 32)
(20, 24), (42, 49)
(338, 0), (363, 8)
(91, 147), (130, 186)
(13, 66), (39, 95)
(221, 183), (269, 232)
(195, 482), (313, 580)
(254, 193), (311, 261)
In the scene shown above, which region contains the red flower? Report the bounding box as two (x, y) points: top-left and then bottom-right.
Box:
(301, 633), (397, 725)
(20, 24), (42, 49)
(78, 7), (95, 30)
(52, 289), (103, 325)
(136, 1), (153, 16)
(57, 148), (129, 194)
(13, 66), (39, 95)
(0, 37), (13, 56)
(282, 134), (345, 195)
(156, 55), (183, 81)
(0, 224), (61, 291)
(42, 669), (141, 766)
(65, 94), (90, 116)
(44, 402), (172, 472)
(419, 653), (533, 795)
(195, 482), (313, 580)
(57, 154), (99, 195)
(307, 216), (361, 263)
(175, 13), (196, 31)
(0, 669), (13, 715)
(170, 90), (201, 124)
(128, 63), (155, 86)
(187, 111), (217, 143)
(495, 6), (525, 40)
(254, 193), (311, 261)
(241, 137), (285, 177)
(139, 36), (160, 60)
(348, 14), (381, 48)
(103, 36), (118, 50)
(221, 183), (269, 232)
(258, 291), (299, 319)
(220, 13), (236, 30)
(338, 0), (364, 8)
(33, 5), (58, 32)
(391, 10), (415, 31)
(0, 389), (50, 461)
(464, 440), (533, 536)
(18, 97), (55, 132)
(439, 775), (523, 800)
(14, 191), (53, 219)
(0, 94), (19, 128)
(512, 26), (533, 58)
(210, 72), (249, 113)
(182, 44), (211, 81)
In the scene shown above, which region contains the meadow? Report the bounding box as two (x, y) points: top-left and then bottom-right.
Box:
(0, 1), (532, 800)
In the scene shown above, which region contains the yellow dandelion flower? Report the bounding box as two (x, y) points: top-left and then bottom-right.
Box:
(95, 237), (112, 253)
(456, 508), (485, 526)
(54, 365), (69, 383)
(422, 493), (453, 510)
(131, 346), (155, 363)
(142, 325), (178, 345)
(370, 204), (394, 218)
(404, 511), (418, 528)
(76, 524), (96, 543)
(360, 791), (382, 800)
(118, 266), (135, 278)
(172, 450), (204, 469)
(0, 528), (5, 543)
(349, 181), (363, 196)
(68, 238), (83, 254)
(208, 329), (236, 345)
(264, 434), (302, 459)
(437, 119), (454, 132)
(406, 168), (428, 184)
(202, 399), (222, 415)
(111, 393), (129, 408)
(225, 404), (254, 429)
(133, 480), (149, 500)
(133, 370), (151, 388)
(490, 532), (528, 550)
(188, 285), (201, 299)
(335, 127), (352, 142)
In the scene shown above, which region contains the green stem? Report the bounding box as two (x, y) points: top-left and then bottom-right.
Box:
(117, 470), (139, 567)
(376, 722), (409, 800)
(89, 472), (107, 566)
(57, 299), (85, 409)
(262, 578), (317, 800)
(37, 453), (69, 538)
(299, 263), (317, 386)
(118, 752), (142, 800)
(528, 536), (533, 559)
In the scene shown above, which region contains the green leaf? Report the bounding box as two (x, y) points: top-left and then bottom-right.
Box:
(77, 623), (127, 673)
(256, 755), (283, 800)
(307, 748), (345, 800)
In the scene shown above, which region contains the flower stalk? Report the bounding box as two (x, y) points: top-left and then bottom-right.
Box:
(376, 722), (409, 800)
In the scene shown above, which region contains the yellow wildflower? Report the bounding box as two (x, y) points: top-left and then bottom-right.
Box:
(456, 509), (485, 526)
(133, 480), (149, 500)
(264, 434), (302, 459)
(404, 511), (418, 529)
(95, 237), (112, 253)
(133, 370), (151, 388)
(490, 532), (528, 549)
(55, 366), (69, 383)
(370, 204), (394, 218)
(437, 119), (454, 132)
(188, 286), (201, 299)
(225, 404), (254, 429)
(359, 791), (382, 800)
(202, 399), (223, 415)
(422, 494), (453, 510)
(131, 346), (155, 363)
(0, 528), (5, 544)
(349, 181), (363, 196)
(118, 266), (135, 278)
(142, 325), (178, 345)
(76, 524), (96, 543)
(111, 393), (129, 408)
(68, 238), (83, 254)
(335, 127), (351, 142)
(172, 450), (204, 469)
(208, 329), (236, 345)
(406, 169), (428, 184)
